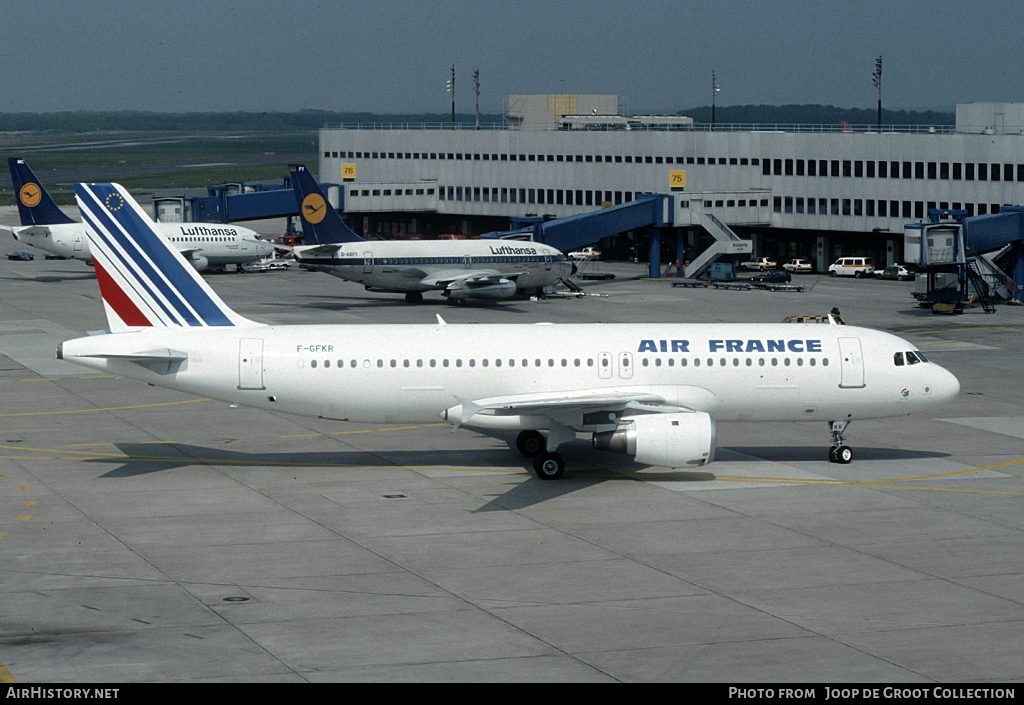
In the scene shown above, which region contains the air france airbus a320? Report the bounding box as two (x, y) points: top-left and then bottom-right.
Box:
(3, 158), (274, 272)
(289, 164), (574, 303)
(57, 182), (960, 480)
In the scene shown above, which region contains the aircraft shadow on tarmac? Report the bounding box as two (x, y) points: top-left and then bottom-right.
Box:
(0, 272), (97, 284)
(256, 293), (536, 313)
(723, 445), (951, 462)
(82, 441), (713, 510)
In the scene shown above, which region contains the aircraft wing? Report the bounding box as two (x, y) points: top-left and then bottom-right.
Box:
(445, 388), (696, 429)
(421, 268), (524, 289)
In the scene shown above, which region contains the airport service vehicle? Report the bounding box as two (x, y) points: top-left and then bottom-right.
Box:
(568, 247), (601, 260)
(289, 165), (573, 304)
(783, 258), (814, 273)
(57, 182), (961, 478)
(7, 251), (33, 261)
(742, 257), (777, 271)
(878, 264), (912, 281)
(783, 314), (846, 325)
(3, 158), (275, 272)
(749, 269), (792, 284)
(828, 257), (876, 278)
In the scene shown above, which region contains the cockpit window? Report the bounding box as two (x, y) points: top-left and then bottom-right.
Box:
(894, 352), (904, 366)
(906, 351), (923, 365)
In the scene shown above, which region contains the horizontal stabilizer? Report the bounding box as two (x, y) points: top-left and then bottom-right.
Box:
(79, 348), (189, 362)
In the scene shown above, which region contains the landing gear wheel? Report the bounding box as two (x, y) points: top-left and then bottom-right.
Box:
(516, 430), (544, 458)
(829, 445), (853, 463)
(405, 292), (423, 304)
(533, 452), (565, 480)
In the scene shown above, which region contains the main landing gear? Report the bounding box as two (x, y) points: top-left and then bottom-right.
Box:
(516, 429), (565, 480)
(828, 420), (853, 464)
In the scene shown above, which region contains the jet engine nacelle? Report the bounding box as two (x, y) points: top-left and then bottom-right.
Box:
(445, 279), (517, 301)
(186, 254), (210, 272)
(592, 411), (717, 467)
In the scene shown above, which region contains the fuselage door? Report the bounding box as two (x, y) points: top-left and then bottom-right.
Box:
(463, 254), (472, 269)
(618, 352), (633, 379)
(363, 252), (373, 273)
(544, 253), (552, 271)
(838, 337), (865, 388)
(238, 338), (265, 390)
(73, 231), (84, 252)
(598, 352), (612, 379)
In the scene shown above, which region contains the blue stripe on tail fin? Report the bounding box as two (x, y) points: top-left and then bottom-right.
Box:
(9, 158), (76, 226)
(74, 182), (258, 331)
(289, 164), (363, 245)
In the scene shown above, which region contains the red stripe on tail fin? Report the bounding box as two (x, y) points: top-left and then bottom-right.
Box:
(93, 258), (152, 327)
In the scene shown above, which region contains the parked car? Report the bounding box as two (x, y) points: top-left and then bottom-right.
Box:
(568, 247), (601, 260)
(828, 256), (875, 278)
(749, 269), (792, 284)
(742, 257), (777, 271)
(7, 251), (33, 261)
(45, 253), (67, 260)
(782, 258), (814, 273)
(877, 263), (912, 281)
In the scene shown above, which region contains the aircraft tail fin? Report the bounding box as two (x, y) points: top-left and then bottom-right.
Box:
(74, 182), (259, 332)
(9, 158), (77, 226)
(289, 164), (363, 245)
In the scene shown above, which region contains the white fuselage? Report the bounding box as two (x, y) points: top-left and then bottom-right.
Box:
(11, 221), (275, 269)
(294, 239), (573, 294)
(58, 322), (960, 428)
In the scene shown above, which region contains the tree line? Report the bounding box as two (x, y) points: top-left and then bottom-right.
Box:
(0, 105), (955, 133)
(679, 104), (954, 126)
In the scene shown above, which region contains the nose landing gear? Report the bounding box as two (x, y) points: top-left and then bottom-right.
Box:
(828, 420), (852, 464)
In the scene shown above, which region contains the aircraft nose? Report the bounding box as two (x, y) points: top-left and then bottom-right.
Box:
(934, 366), (960, 404)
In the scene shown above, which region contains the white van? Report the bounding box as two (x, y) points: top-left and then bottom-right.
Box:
(828, 257), (875, 278)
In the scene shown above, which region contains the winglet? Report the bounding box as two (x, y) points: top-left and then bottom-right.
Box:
(289, 164), (363, 245)
(74, 182), (259, 332)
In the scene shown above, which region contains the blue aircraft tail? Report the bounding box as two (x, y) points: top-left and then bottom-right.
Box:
(74, 182), (257, 332)
(9, 158), (77, 226)
(289, 164), (363, 245)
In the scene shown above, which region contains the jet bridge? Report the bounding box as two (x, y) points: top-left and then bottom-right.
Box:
(154, 178), (315, 225)
(483, 194), (751, 279)
(904, 208), (1024, 308)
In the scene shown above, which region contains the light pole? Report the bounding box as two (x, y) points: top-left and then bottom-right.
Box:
(446, 65), (455, 128)
(872, 56), (882, 134)
(473, 69), (480, 130)
(711, 70), (721, 131)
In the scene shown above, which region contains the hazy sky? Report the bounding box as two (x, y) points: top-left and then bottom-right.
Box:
(2, 0), (1021, 115)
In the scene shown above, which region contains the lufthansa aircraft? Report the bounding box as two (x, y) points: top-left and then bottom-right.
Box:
(57, 182), (961, 480)
(289, 164), (574, 303)
(4, 158), (275, 271)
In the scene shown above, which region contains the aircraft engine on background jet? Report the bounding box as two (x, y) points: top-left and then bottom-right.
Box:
(592, 411), (717, 467)
(444, 279), (517, 301)
(186, 254), (209, 272)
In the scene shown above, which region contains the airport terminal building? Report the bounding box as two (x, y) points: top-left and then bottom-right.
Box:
(318, 98), (1024, 271)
